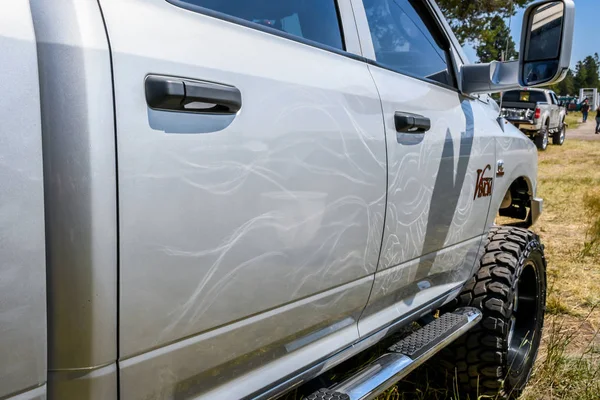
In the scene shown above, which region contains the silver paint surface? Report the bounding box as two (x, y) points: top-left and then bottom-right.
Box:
(358, 236), (483, 336)
(487, 120), (539, 226)
(0, 2), (47, 398)
(355, 66), (496, 334)
(4, 385), (47, 400)
(98, 0), (386, 397)
(372, 70), (495, 272)
(29, 0), (118, 395)
(47, 364), (117, 400)
(119, 278), (372, 400)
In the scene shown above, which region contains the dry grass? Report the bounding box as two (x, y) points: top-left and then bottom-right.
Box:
(533, 140), (600, 321)
(564, 111), (582, 130)
(582, 188), (600, 256)
(515, 140), (600, 400)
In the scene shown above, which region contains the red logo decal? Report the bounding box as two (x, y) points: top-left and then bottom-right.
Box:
(474, 165), (493, 200)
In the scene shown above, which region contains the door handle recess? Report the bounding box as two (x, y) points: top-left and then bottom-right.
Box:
(145, 75), (242, 114)
(395, 112), (431, 133)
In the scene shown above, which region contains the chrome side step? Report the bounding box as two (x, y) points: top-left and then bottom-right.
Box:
(306, 308), (482, 400)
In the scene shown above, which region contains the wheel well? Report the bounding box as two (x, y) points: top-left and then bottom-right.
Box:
(541, 118), (549, 130)
(498, 177), (533, 227)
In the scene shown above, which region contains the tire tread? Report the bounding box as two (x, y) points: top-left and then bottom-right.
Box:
(442, 226), (546, 399)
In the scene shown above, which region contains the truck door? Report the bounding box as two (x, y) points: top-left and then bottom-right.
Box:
(0, 2), (47, 399)
(352, 0), (497, 336)
(96, 1), (387, 398)
(549, 92), (561, 127)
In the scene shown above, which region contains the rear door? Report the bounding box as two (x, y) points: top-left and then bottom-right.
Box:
(97, 1), (387, 398)
(0, 2), (47, 399)
(351, 0), (497, 336)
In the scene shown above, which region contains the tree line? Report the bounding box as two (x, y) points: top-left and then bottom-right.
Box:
(549, 54), (600, 96)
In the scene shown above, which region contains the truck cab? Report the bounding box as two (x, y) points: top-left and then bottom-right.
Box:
(0, 1), (574, 399)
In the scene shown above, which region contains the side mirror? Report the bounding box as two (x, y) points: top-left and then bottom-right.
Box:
(461, 0), (575, 95)
(520, 0), (575, 86)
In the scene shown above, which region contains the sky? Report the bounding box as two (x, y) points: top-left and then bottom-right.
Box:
(462, 0), (597, 68)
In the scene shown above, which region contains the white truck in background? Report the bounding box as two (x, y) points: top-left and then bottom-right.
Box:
(501, 88), (567, 150)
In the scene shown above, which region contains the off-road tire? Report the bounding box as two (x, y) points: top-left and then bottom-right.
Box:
(534, 125), (549, 150)
(552, 120), (566, 145)
(442, 226), (547, 399)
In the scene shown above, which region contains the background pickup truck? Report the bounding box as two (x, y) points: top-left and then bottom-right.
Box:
(501, 88), (567, 150)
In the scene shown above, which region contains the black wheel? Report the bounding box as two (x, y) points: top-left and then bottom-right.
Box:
(442, 226), (547, 399)
(552, 121), (566, 145)
(534, 125), (549, 150)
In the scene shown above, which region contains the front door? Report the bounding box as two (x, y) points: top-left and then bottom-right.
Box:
(352, 0), (497, 336)
(97, 0), (387, 398)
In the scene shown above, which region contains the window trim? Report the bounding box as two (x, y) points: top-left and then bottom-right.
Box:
(165, 0), (361, 59)
(366, 59), (459, 93)
(356, 0), (461, 92)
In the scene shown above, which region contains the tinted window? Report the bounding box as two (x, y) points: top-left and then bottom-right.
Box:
(175, 0), (344, 50)
(362, 0), (453, 86)
(502, 91), (548, 103)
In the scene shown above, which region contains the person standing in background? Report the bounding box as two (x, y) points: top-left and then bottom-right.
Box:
(582, 100), (590, 123)
(595, 105), (600, 134)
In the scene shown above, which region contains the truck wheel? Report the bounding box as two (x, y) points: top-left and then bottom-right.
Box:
(442, 226), (546, 399)
(534, 125), (549, 150)
(552, 121), (566, 145)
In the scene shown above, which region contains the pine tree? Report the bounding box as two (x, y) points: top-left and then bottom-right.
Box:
(475, 16), (518, 63)
(436, 0), (534, 45)
(581, 53), (600, 89)
(575, 61), (590, 90)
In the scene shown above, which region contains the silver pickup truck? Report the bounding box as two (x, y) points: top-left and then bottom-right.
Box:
(0, 1), (574, 400)
(501, 89), (567, 150)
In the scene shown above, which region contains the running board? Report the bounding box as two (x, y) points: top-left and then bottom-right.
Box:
(306, 308), (482, 400)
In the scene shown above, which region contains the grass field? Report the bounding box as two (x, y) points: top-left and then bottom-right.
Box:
(564, 111), (582, 130)
(519, 140), (600, 400)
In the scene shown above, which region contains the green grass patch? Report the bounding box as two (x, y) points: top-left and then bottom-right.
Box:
(565, 111), (582, 130)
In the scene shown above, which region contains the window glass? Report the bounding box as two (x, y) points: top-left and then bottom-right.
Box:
(175, 0), (344, 50)
(362, 0), (453, 86)
(502, 91), (548, 103)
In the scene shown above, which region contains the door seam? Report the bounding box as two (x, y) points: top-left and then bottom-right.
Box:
(355, 61), (390, 337)
(94, 2), (120, 399)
